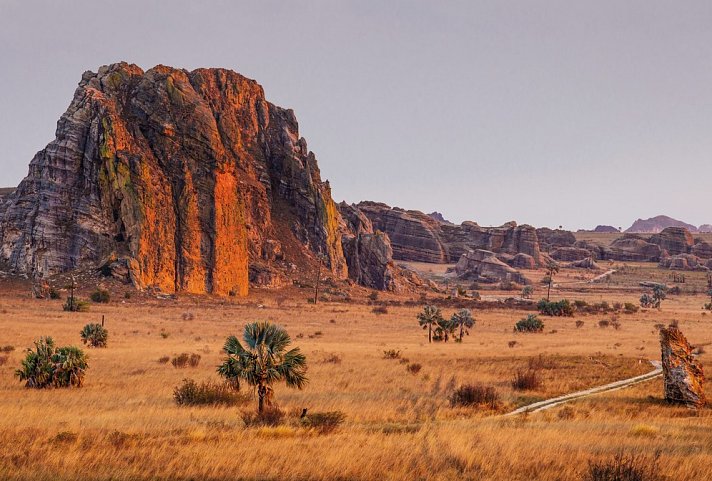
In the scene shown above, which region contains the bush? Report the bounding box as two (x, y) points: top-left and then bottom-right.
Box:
(90, 289), (111, 304)
(368, 291), (379, 301)
(537, 299), (574, 317)
(173, 378), (246, 406)
(242, 407), (285, 427)
(383, 349), (401, 360)
(63, 298), (90, 312)
(372, 306), (388, 315)
(1, 345), (15, 353)
(157, 356), (170, 364)
(301, 411), (346, 434)
(49, 288), (62, 300)
(80, 323), (108, 348)
(172, 353), (201, 368)
(0, 355), (8, 366)
(515, 314), (545, 333)
(521, 286), (534, 299)
(582, 451), (661, 481)
(598, 319), (610, 328)
(624, 302), (639, 314)
(576, 320), (585, 328)
(15, 337), (88, 388)
(406, 363), (422, 374)
(511, 369), (542, 390)
(450, 384), (500, 409)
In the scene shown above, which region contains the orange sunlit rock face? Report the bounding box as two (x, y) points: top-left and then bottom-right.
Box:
(0, 63), (348, 295)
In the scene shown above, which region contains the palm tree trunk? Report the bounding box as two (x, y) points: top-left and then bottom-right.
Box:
(547, 279), (552, 301)
(428, 324), (432, 343)
(258, 384), (266, 413)
(460, 323), (464, 341)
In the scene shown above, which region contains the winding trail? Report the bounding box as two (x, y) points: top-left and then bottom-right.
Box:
(504, 360), (662, 416)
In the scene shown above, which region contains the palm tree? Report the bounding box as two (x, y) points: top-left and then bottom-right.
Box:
(217, 322), (307, 413)
(417, 305), (443, 343)
(451, 308), (475, 342)
(545, 261), (560, 301)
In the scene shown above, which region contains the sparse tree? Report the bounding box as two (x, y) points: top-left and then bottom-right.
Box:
(450, 308), (475, 342)
(545, 261), (559, 301)
(521, 285), (534, 299)
(217, 322), (307, 413)
(417, 305), (443, 344)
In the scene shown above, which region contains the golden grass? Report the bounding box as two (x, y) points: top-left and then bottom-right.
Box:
(0, 273), (711, 480)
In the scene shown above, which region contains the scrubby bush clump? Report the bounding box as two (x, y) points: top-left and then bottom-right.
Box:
(15, 337), (88, 388)
(537, 299), (574, 317)
(582, 451), (661, 481)
(511, 369), (542, 390)
(90, 289), (111, 304)
(172, 353), (201, 368)
(515, 314), (545, 333)
(449, 384), (501, 409)
(301, 411), (346, 433)
(173, 378), (246, 406)
(63, 298), (90, 312)
(80, 323), (108, 348)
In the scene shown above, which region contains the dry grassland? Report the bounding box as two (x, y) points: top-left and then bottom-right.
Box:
(0, 266), (711, 480)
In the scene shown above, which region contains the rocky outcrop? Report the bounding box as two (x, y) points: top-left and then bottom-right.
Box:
(428, 211), (453, 224)
(660, 326), (706, 408)
(342, 231), (398, 291)
(550, 247), (593, 262)
(605, 235), (662, 262)
(626, 215), (698, 233)
(536, 228), (576, 251)
(699, 224), (712, 233)
(659, 254), (708, 271)
(509, 253), (537, 269)
(454, 249), (529, 285)
(356, 202), (448, 263)
(0, 63), (349, 295)
(593, 225), (619, 233)
(649, 227), (694, 256)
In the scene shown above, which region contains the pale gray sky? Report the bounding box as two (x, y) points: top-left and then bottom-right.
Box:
(1, 0), (711, 230)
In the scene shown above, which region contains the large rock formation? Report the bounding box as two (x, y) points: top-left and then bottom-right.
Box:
(699, 224), (712, 233)
(454, 249), (530, 285)
(692, 240), (712, 259)
(605, 235), (663, 262)
(626, 215), (698, 234)
(649, 227), (694, 256)
(0, 63), (350, 295)
(550, 246), (593, 262)
(660, 326), (706, 408)
(536, 228), (576, 251)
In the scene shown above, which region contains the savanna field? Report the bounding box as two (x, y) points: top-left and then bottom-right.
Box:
(1, 254), (712, 481)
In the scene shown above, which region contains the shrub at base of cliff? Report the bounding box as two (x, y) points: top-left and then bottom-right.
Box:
(515, 314), (545, 333)
(537, 299), (574, 316)
(80, 323), (108, 348)
(15, 337), (88, 388)
(90, 289), (111, 304)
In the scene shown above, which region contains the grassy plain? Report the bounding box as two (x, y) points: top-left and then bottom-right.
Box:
(0, 263), (711, 480)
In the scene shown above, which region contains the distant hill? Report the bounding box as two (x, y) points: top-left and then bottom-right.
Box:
(593, 225), (620, 233)
(700, 224), (712, 233)
(625, 215), (698, 233)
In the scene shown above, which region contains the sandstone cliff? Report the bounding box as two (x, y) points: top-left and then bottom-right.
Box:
(0, 63), (349, 295)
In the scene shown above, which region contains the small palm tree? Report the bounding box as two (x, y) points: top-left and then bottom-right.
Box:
(451, 308), (475, 342)
(417, 305), (443, 343)
(80, 323), (108, 348)
(545, 261), (560, 301)
(16, 337), (88, 388)
(217, 322), (307, 413)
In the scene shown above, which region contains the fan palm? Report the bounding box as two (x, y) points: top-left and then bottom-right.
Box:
(417, 305), (443, 343)
(451, 308), (475, 342)
(545, 261), (560, 301)
(217, 322), (307, 412)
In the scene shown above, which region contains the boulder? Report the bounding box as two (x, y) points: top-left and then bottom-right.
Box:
(593, 225), (619, 233)
(691, 240), (712, 259)
(550, 246), (594, 262)
(509, 253), (537, 269)
(660, 326), (706, 408)
(570, 257), (600, 270)
(649, 227), (694, 256)
(454, 249), (529, 285)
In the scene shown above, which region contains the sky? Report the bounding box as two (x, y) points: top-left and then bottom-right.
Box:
(1, 0), (711, 230)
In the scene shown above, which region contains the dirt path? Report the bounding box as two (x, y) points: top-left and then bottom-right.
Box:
(504, 360), (662, 416)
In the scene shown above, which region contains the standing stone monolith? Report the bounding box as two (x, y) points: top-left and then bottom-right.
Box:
(660, 325), (706, 408)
